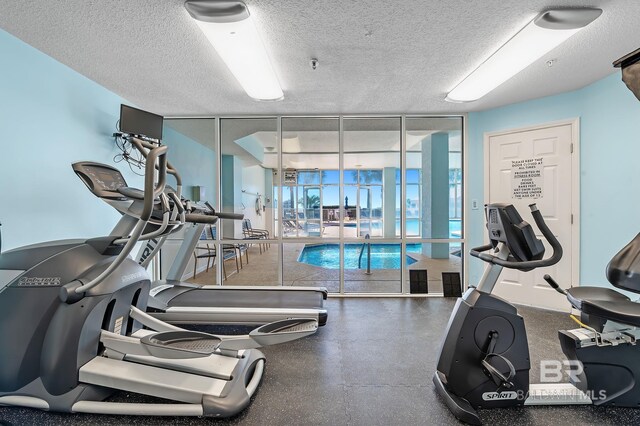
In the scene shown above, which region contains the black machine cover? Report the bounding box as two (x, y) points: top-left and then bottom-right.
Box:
(607, 233), (640, 294)
(614, 47), (640, 101)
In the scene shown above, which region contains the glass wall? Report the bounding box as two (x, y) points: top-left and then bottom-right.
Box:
(283, 242), (340, 292)
(218, 118), (278, 286)
(280, 117), (339, 238)
(404, 117), (463, 293)
(343, 118), (400, 240)
(162, 118), (220, 284)
(342, 117), (402, 293)
(343, 242), (402, 293)
(176, 115), (464, 294)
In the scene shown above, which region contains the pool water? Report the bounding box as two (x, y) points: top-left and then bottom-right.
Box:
(298, 244), (421, 270)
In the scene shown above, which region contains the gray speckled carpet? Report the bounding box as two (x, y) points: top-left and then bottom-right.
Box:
(1, 298), (640, 425)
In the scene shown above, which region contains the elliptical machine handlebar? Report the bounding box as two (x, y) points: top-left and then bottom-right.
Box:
(129, 193), (173, 242)
(129, 137), (182, 197)
(203, 201), (244, 221)
(182, 211), (242, 225)
(184, 213), (218, 224)
(167, 192), (185, 214)
(72, 143), (169, 297)
(215, 212), (244, 220)
(139, 142), (168, 221)
(470, 204), (563, 271)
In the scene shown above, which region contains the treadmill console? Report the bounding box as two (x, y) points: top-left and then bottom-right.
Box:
(72, 162), (129, 200)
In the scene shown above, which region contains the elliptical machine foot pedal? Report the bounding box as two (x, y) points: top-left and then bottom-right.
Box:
(433, 372), (482, 426)
(140, 331), (222, 359)
(137, 318), (319, 358)
(219, 318), (319, 351)
(252, 318), (318, 343)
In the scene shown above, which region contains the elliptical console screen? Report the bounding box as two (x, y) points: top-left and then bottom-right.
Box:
(82, 165), (127, 192)
(119, 104), (164, 141)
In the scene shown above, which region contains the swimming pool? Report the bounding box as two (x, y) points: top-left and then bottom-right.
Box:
(298, 244), (420, 269)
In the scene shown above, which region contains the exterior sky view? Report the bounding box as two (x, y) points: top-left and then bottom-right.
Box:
(277, 167), (461, 238)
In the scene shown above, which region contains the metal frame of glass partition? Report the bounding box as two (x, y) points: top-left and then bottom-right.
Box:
(166, 114), (467, 297)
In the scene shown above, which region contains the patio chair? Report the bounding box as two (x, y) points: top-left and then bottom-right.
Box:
(193, 226), (240, 280)
(211, 226), (249, 268)
(243, 219), (269, 238)
(283, 220), (297, 236)
(242, 219), (270, 252)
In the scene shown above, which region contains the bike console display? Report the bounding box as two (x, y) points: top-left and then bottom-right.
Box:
(485, 203), (545, 262)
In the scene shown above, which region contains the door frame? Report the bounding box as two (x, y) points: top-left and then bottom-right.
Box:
(483, 118), (581, 293)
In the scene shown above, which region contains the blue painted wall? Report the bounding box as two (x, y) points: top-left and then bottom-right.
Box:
(0, 28), (137, 251)
(162, 125), (216, 201)
(0, 28), (215, 251)
(467, 73), (640, 288)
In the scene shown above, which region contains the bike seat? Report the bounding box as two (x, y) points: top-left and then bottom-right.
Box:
(581, 299), (640, 328)
(565, 286), (630, 310)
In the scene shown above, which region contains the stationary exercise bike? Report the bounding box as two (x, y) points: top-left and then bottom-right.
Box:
(433, 203), (640, 424)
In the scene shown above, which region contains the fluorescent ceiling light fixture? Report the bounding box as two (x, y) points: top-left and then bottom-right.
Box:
(446, 8), (602, 103)
(185, 0), (284, 101)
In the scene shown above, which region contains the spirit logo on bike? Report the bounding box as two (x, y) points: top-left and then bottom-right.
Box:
(482, 391), (518, 401)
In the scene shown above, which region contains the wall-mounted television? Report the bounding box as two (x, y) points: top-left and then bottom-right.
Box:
(119, 104), (164, 141)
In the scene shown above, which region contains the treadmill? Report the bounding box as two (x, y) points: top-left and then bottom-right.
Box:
(73, 138), (328, 327)
(142, 218), (328, 326)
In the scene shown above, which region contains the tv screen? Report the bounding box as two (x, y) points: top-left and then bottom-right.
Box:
(119, 104), (164, 141)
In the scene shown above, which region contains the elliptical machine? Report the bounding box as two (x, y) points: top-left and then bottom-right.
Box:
(433, 203), (640, 424)
(0, 142), (317, 418)
(107, 130), (328, 327)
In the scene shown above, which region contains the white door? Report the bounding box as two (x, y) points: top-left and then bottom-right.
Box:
(486, 121), (578, 311)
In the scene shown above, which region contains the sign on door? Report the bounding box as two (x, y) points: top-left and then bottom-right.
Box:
(512, 157), (544, 199)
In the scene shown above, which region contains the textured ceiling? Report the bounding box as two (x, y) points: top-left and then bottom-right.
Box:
(2, 0), (637, 116)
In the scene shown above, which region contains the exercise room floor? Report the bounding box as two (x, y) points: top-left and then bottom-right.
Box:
(2, 298), (640, 426)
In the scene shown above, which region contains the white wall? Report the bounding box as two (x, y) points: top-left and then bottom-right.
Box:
(240, 164), (267, 232)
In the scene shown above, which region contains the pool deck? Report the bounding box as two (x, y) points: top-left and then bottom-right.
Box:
(188, 241), (461, 294)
